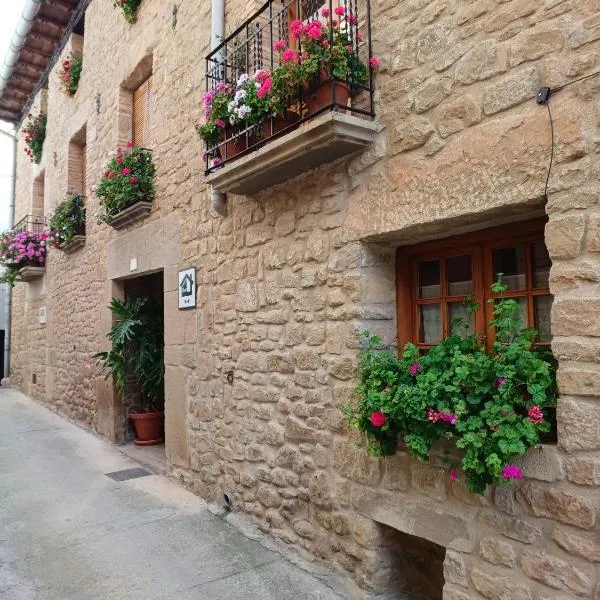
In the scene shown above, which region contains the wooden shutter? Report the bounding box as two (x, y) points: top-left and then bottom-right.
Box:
(132, 76), (152, 147)
(81, 144), (87, 196)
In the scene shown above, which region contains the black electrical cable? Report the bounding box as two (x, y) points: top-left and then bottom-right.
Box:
(551, 69), (600, 93)
(543, 102), (554, 201)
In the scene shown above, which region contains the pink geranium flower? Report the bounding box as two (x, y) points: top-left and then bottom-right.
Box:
(450, 468), (458, 481)
(409, 363), (421, 376)
(369, 56), (380, 69)
(121, 167), (131, 175)
(528, 406), (544, 425)
(129, 177), (138, 184)
(321, 7), (330, 17)
(281, 49), (297, 63)
(334, 6), (345, 15)
(502, 465), (523, 480)
(273, 39), (286, 51)
(290, 19), (303, 38)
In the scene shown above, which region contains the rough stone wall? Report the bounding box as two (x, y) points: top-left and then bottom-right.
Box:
(8, 0), (600, 598)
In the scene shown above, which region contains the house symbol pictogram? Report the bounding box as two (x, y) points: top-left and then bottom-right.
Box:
(180, 273), (194, 298)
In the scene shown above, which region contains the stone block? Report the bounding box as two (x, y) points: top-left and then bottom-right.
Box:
(416, 21), (454, 63)
(164, 366), (190, 469)
(510, 28), (566, 67)
(292, 348), (320, 370)
(285, 417), (318, 443)
(382, 453), (410, 492)
(552, 300), (600, 337)
(413, 75), (453, 113)
(443, 585), (480, 600)
(234, 281), (259, 312)
(552, 525), (600, 562)
(514, 446), (563, 482)
(455, 40), (508, 85)
(444, 550), (469, 588)
(517, 482), (596, 529)
(586, 216), (600, 251)
(479, 537), (517, 568)
(483, 66), (540, 115)
(437, 94), (482, 138)
(557, 362), (600, 397)
(471, 567), (532, 600)
(566, 454), (600, 485)
(411, 463), (447, 501)
(351, 485), (477, 552)
(521, 548), (594, 595)
(545, 215), (586, 259)
(558, 397), (600, 452)
(478, 510), (542, 544)
(390, 117), (435, 154)
(332, 439), (381, 486)
(257, 485), (281, 508)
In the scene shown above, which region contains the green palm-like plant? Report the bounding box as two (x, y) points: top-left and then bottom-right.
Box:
(94, 296), (164, 412)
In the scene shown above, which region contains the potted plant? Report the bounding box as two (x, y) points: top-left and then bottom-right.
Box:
(94, 297), (165, 445)
(22, 112), (47, 164)
(345, 279), (558, 495)
(58, 53), (83, 97)
(113, 0), (142, 23)
(0, 230), (48, 286)
(95, 142), (155, 226)
(48, 194), (86, 251)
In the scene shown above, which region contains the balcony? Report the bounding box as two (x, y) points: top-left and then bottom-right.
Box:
(202, 0), (376, 195)
(11, 215), (46, 282)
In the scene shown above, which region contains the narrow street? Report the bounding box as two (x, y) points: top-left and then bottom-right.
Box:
(0, 389), (344, 600)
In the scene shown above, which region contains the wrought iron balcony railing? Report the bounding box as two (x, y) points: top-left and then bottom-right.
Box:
(204, 0), (375, 174)
(12, 215), (46, 236)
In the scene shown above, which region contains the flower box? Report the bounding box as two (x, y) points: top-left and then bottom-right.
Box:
(18, 266), (45, 281)
(107, 201), (152, 230)
(59, 235), (86, 254)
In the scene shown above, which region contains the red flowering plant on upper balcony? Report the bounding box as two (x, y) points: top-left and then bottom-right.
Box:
(344, 279), (557, 495)
(22, 112), (47, 164)
(113, 0), (142, 23)
(0, 230), (48, 286)
(58, 53), (83, 97)
(95, 142), (155, 223)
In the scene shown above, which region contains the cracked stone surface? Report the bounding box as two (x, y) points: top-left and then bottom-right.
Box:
(0, 389), (344, 600)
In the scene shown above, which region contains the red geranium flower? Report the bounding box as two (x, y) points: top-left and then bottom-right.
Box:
(369, 411), (386, 427)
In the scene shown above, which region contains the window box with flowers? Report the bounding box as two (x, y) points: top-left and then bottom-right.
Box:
(345, 280), (558, 496)
(0, 229), (48, 286)
(59, 53), (83, 97)
(95, 143), (155, 230)
(199, 0), (379, 195)
(48, 195), (86, 253)
(22, 112), (47, 164)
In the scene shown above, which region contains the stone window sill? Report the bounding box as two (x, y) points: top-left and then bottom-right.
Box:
(18, 266), (45, 281)
(59, 235), (85, 254)
(108, 201), (152, 230)
(205, 112), (378, 196)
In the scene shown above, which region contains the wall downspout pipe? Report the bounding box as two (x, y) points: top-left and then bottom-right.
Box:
(4, 132), (16, 383)
(0, 0), (44, 97)
(210, 0), (227, 217)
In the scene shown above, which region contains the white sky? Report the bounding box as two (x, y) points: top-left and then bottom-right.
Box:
(0, 1), (29, 231)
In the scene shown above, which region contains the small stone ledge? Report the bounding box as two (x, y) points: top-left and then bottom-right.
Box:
(18, 266), (45, 282)
(107, 201), (152, 230)
(206, 112), (379, 195)
(59, 235), (86, 254)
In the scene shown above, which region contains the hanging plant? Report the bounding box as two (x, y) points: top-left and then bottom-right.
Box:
(344, 279), (558, 495)
(59, 53), (83, 97)
(0, 230), (48, 286)
(113, 0), (142, 24)
(48, 195), (86, 248)
(95, 142), (155, 223)
(22, 112), (47, 164)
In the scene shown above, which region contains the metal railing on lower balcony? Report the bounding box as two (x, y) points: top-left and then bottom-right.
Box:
(12, 215), (46, 236)
(203, 0), (375, 175)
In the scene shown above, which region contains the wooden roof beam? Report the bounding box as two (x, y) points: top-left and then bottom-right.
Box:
(22, 45), (53, 59)
(28, 30), (61, 46)
(36, 15), (69, 30)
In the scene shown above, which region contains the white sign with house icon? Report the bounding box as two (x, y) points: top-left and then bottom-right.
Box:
(178, 268), (197, 310)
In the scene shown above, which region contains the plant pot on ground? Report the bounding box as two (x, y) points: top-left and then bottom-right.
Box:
(94, 296), (165, 446)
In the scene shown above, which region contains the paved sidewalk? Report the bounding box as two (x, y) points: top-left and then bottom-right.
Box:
(0, 389), (346, 600)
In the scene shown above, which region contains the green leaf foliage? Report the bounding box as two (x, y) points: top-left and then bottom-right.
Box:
(93, 296), (164, 412)
(345, 280), (557, 495)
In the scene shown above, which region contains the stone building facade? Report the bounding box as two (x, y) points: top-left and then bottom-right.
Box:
(5, 0), (600, 598)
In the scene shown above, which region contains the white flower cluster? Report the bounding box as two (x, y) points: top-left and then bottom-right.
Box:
(228, 73), (259, 124)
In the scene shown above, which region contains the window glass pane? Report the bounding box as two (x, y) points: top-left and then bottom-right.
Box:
(419, 260), (440, 299)
(448, 302), (475, 337)
(447, 255), (472, 296)
(492, 247), (526, 291)
(534, 295), (552, 343)
(493, 297), (528, 338)
(532, 243), (551, 289)
(419, 304), (441, 344)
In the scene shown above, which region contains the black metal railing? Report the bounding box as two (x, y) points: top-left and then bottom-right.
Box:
(12, 215), (46, 236)
(204, 0), (374, 173)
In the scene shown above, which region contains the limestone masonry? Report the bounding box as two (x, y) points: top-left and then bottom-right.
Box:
(8, 0), (600, 598)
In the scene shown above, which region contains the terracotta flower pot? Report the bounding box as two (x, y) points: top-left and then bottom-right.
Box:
(304, 80), (350, 115)
(130, 410), (164, 446)
(218, 128), (259, 162)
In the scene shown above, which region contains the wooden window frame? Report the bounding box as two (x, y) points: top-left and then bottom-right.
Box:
(396, 218), (551, 352)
